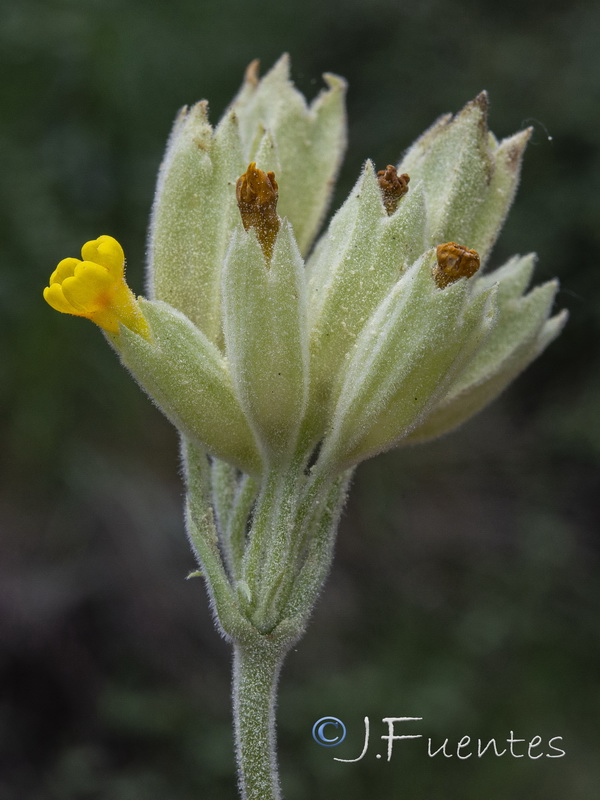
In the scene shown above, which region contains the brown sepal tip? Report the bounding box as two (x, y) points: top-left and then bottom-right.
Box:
(244, 59), (260, 87)
(236, 162), (280, 261)
(377, 166), (410, 215)
(433, 242), (481, 288)
(473, 90), (489, 112)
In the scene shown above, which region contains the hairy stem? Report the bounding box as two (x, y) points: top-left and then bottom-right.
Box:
(233, 642), (287, 800)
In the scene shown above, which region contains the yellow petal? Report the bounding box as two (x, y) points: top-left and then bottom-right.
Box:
(81, 235), (124, 278)
(43, 283), (81, 315)
(62, 262), (114, 312)
(89, 308), (122, 334)
(49, 257), (80, 285)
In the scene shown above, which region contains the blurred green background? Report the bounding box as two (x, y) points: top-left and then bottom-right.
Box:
(1, 0), (599, 798)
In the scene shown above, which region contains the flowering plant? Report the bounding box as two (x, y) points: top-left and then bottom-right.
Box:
(43, 55), (565, 800)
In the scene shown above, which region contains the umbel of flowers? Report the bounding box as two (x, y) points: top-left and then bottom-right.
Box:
(43, 55), (566, 800)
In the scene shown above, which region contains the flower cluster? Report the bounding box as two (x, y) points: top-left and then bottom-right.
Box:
(43, 56), (565, 478)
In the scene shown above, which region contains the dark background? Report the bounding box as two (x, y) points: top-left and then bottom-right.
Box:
(1, 0), (599, 798)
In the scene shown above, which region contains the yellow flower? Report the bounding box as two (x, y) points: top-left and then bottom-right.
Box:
(43, 235), (149, 337)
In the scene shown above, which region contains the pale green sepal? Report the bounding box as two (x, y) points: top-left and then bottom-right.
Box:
(236, 580), (252, 605)
(474, 253), (536, 303)
(407, 277), (563, 443)
(147, 103), (245, 343)
(306, 165), (364, 303)
(308, 165), (387, 381)
(182, 437), (259, 644)
(211, 458), (239, 538)
(448, 279), (559, 398)
(398, 112), (452, 174)
(306, 165), (427, 435)
(274, 72), (346, 255)
(308, 163), (426, 325)
(469, 128), (532, 262)
(377, 179), (428, 274)
(252, 129), (282, 176)
(407, 309), (568, 444)
(222, 223), (309, 463)
(398, 94), (531, 264)
(223, 475), (259, 584)
(399, 94), (492, 251)
(229, 55), (347, 255)
(116, 299), (261, 474)
(282, 470), (352, 623)
(342, 282), (499, 465)
(319, 252), (472, 469)
(229, 55), (293, 154)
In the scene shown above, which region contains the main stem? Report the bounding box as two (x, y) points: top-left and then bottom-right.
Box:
(233, 641), (287, 800)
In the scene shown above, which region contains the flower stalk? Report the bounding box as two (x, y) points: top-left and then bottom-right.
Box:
(42, 55), (566, 799)
(233, 641), (286, 800)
